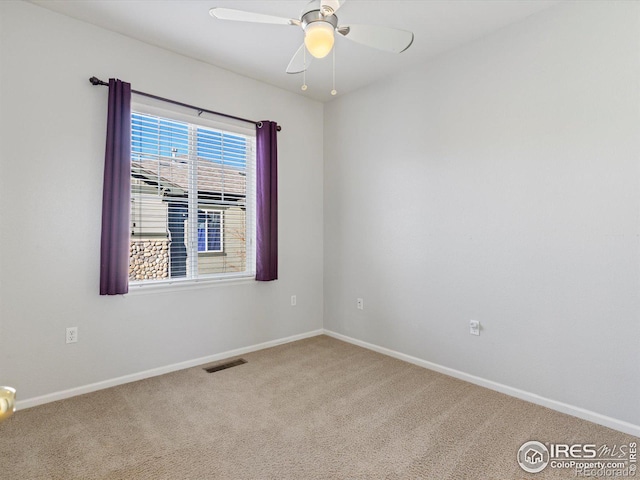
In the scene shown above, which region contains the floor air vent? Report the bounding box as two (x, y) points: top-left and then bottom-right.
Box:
(204, 358), (247, 373)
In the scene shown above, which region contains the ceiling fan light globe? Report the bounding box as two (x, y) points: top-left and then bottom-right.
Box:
(304, 22), (335, 58)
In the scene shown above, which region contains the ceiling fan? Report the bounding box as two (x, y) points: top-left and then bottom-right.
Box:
(209, 0), (414, 76)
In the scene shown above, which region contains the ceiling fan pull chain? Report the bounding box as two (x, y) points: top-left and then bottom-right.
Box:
(331, 44), (337, 96)
(301, 46), (308, 91)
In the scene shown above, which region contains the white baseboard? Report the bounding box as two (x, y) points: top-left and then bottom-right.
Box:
(16, 328), (639, 438)
(17, 329), (324, 411)
(323, 329), (640, 438)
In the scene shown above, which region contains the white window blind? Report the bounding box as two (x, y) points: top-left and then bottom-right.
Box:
(130, 110), (256, 285)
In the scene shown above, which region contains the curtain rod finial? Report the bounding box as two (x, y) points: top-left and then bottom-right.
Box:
(89, 76), (107, 86)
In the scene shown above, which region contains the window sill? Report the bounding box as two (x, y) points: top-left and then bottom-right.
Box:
(198, 251), (227, 257)
(126, 274), (257, 296)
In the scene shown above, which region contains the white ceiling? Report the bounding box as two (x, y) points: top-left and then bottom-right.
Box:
(29, 0), (559, 102)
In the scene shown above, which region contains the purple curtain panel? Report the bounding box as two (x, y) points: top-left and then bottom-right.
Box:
(100, 79), (131, 295)
(256, 121), (279, 281)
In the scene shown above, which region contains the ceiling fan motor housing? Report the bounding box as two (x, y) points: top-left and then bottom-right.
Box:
(301, 9), (338, 31)
(302, 0), (341, 17)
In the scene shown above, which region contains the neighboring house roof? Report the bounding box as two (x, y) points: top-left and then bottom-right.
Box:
(132, 158), (246, 199)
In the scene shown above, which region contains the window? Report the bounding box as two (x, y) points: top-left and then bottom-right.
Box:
(198, 210), (222, 253)
(130, 107), (255, 285)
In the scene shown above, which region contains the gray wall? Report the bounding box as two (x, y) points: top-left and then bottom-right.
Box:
(324, 1), (640, 426)
(0, 1), (324, 401)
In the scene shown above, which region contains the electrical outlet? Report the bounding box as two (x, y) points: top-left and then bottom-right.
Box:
(357, 298), (364, 310)
(469, 320), (480, 336)
(66, 327), (78, 344)
(291, 295), (297, 306)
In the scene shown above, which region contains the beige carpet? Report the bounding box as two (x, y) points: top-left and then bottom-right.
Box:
(1, 335), (637, 479)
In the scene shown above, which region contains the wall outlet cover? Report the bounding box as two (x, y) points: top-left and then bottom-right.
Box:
(469, 320), (480, 336)
(66, 327), (78, 344)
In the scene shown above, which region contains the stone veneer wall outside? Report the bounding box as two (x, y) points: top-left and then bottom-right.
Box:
(129, 240), (169, 281)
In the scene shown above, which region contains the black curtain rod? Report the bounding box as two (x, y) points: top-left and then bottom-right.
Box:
(89, 77), (281, 132)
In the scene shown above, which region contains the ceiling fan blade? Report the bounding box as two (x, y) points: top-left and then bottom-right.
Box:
(286, 44), (312, 74)
(320, 0), (346, 16)
(209, 8), (299, 26)
(338, 24), (414, 53)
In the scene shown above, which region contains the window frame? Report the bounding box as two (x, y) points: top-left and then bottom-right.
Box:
(197, 209), (224, 254)
(128, 101), (256, 291)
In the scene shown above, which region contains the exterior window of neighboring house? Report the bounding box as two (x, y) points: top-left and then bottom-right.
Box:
(129, 106), (255, 285)
(198, 210), (223, 253)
